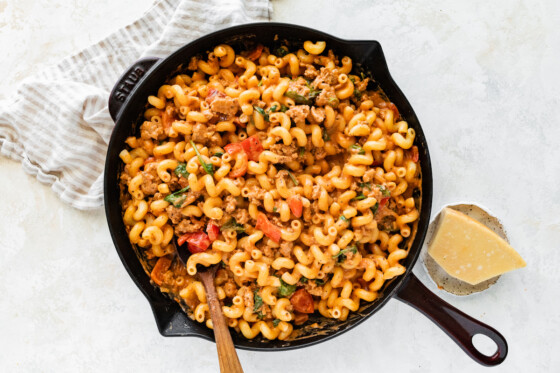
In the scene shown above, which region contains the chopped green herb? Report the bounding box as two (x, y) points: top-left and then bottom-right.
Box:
(220, 261), (227, 268)
(253, 289), (263, 313)
(360, 72), (366, 80)
(349, 76), (356, 83)
(174, 163), (189, 178)
(258, 80), (263, 86)
(298, 147), (305, 158)
(359, 182), (371, 190)
(276, 47), (289, 57)
(339, 215), (349, 223)
(278, 278), (297, 298)
(352, 194), (367, 201)
(371, 201), (379, 215)
(353, 89), (363, 99)
(280, 105), (288, 112)
(273, 206), (278, 212)
(350, 144), (365, 155)
(314, 278), (325, 286)
(378, 184), (391, 197)
(322, 129), (331, 142)
(253, 106), (269, 121)
(163, 186), (191, 207)
(273, 319), (281, 327)
(328, 96), (339, 105)
(268, 104), (278, 113)
(332, 245), (358, 263)
(300, 277), (308, 284)
(305, 81), (322, 100)
(284, 91), (312, 105)
(221, 218), (245, 233)
(189, 140), (214, 176)
(287, 170), (299, 186)
(213, 152), (224, 158)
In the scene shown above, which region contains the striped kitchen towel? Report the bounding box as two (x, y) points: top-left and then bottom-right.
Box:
(0, 0), (270, 210)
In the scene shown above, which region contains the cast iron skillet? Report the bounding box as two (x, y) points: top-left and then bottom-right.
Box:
(104, 22), (507, 366)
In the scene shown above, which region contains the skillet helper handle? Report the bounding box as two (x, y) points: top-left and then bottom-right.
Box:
(108, 57), (160, 122)
(199, 271), (244, 373)
(395, 273), (508, 366)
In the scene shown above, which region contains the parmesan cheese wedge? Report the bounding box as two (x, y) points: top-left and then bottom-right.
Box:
(428, 207), (526, 285)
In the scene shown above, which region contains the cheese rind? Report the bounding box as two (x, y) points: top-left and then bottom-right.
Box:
(428, 208), (526, 285)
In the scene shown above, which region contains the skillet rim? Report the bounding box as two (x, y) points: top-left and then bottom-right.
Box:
(104, 21), (433, 351)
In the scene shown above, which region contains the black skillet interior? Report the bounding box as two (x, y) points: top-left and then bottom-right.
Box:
(104, 23), (433, 351)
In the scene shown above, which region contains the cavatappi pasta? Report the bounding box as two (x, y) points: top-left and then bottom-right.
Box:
(119, 40), (421, 341)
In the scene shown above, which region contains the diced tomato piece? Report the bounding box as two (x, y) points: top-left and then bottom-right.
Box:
(411, 146), (419, 163)
(206, 222), (220, 242)
(290, 289), (314, 314)
(177, 232), (211, 254)
(388, 102), (400, 120)
(287, 195), (303, 218)
(150, 255), (172, 286)
(240, 135), (263, 161)
(224, 143), (244, 155)
(379, 196), (390, 209)
(247, 44), (264, 61)
(228, 151), (248, 178)
(293, 312), (309, 325)
(255, 212), (282, 243)
(205, 88), (226, 104)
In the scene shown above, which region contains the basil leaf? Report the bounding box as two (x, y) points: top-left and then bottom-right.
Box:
(352, 194), (366, 201)
(190, 140), (214, 176)
(371, 202), (379, 215)
(273, 206), (278, 212)
(322, 129), (330, 142)
(276, 47), (288, 57)
(287, 170), (299, 186)
(328, 96), (339, 106)
(273, 319), (281, 327)
(253, 289), (264, 313)
(221, 218), (245, 233)
(378, 184), (391, 197)
(359, 182), (371, 190)
(253, 106), (269, 121)
(332, 245), (358, 263)
(349, 75), (356, 83)
(300, 277), (308, 284)
(163, 186), (191, 207)
(174, 163), (189, 178)
(350, 144), (365, 155)
(298, 147), (305, 158)
(280, 105), (288, 112)
(268, 104), (278, 113)
(278, 278), (297, 298)
(213, 152), (224, 158)
(284, 91), (312, 105)
(354, 89), (363, 99)
(258, 80), (263, 86)
(339, 215), (349, 223)
(314, 278), (325, 286)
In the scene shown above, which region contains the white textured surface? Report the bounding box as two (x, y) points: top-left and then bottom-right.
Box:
(1, 0), (559, 371)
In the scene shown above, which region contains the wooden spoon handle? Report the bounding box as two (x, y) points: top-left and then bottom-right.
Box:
(200, 271), (244, 373)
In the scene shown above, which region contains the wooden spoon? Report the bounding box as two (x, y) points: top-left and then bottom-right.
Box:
(175, 239), (244, 373)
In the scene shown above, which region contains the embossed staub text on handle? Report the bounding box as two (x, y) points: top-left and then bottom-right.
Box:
(114, 67), (146, 102)
(108, 57), (160, 122)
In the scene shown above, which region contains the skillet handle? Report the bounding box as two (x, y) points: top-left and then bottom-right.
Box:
(395, 273), (508, 366)
(108, 57), (160, 122)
